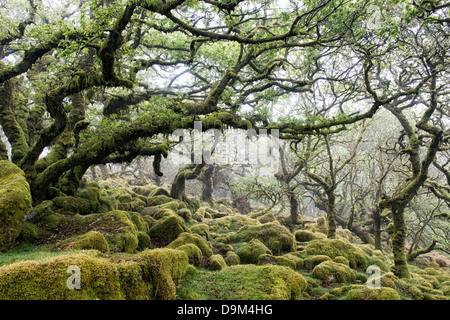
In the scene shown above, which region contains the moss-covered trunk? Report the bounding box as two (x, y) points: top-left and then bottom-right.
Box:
(373, 207), (382, 251)
(326, 191), (337, 239)
(170, 163), (205, 202)
(201, 165), (214, 205)
(391, 204), (411, 279)
(288, 190), (300, 224)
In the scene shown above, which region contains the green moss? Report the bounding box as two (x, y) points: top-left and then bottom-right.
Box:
(344, 287), (401, 300)
(282, 254), (304, 269)
(128, 212), (149, 232)
(209, 254), (227, 271)
(167, 232), (213, 258)
(177, 264), (307, 300)
(224, 251), (240, 266)
(231, 222), (296, 254)
(147, 195), (173, 207)
(303, 255), (332, 270)
(17, 222), (40, 243)
(311, 260), (356, 283)
(0, 252), (123, 300)
(258, 254), (296, 270)
(51, 196), (92, 215)
(25, 200), (54, 223)
(0, 248), (188, 300)
(193, 207), (207, 221)
(294, 230), (326, 242)
(77, 186), (101, 212)
(137, 231), (151, 251)
(333, 256), (350, 266)
(117, 193), (133, 203)
(41, 213), (64, 229)
(149, 215), (190, 241)
(0, 160), (32, 250)
(308, 216), (328, 235)
(207, 215), (260, 233)
(175, 243), (202, 266)
(190, 223), (210, 239)
(305, 239), (368, 271)
(177, 208), (192, 220)
(148, 187), (170, 198)
(58, 231), (110, 253)
(236, 239), (272, 264)
(132, 186), (155, 197)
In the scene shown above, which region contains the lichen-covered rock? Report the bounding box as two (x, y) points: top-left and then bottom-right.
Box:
(344, 287), (401, 300)
(236, 239), (272, 264)
(0, 160), (32, 250)
(311, 260), (356, 283)
(149, 215), (190, 241)
(305, 239), (368, 271)
(167, 232), (213, 258)
(231, 222), (296, 254)
(209, 254), (227, 271)
(58, 231), (110, 253)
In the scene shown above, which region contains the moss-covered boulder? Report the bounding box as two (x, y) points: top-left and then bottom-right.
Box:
(17, 222), (40, 243)
(236, 239), (272, 264)
(147, 195), (173, 207)
(0, 160), (32, 250)
(137, 231), (151, 251)
(167, 232), (213, 258)
(0, 248), (189, 300)
(305, 239), (368, 271)
(58, 231), (110, 253)
(344, 287), (401, 300)
(224, 251), (240, 266)
(177, 264), (308, 300)
(294, 230), (326, 242)
(149, 215), (190, 241)
(206, 214), (260, 233)
(128, 212), (149, 233)
(231, 222), (296, 254)
(209, 254), (227, 271)
(175, 243), (203, 266)
(258, 254), (297, 270)
(24, 200), (54, 223)
(311, 260), (356, 283)
(51, 196), (92, 215)
(190, 223), (210, 239)
(303, 255), (332, 270)
(45, 210), (139, 253)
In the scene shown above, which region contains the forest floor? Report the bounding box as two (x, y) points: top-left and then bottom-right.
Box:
(0, 178), (449, 301)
